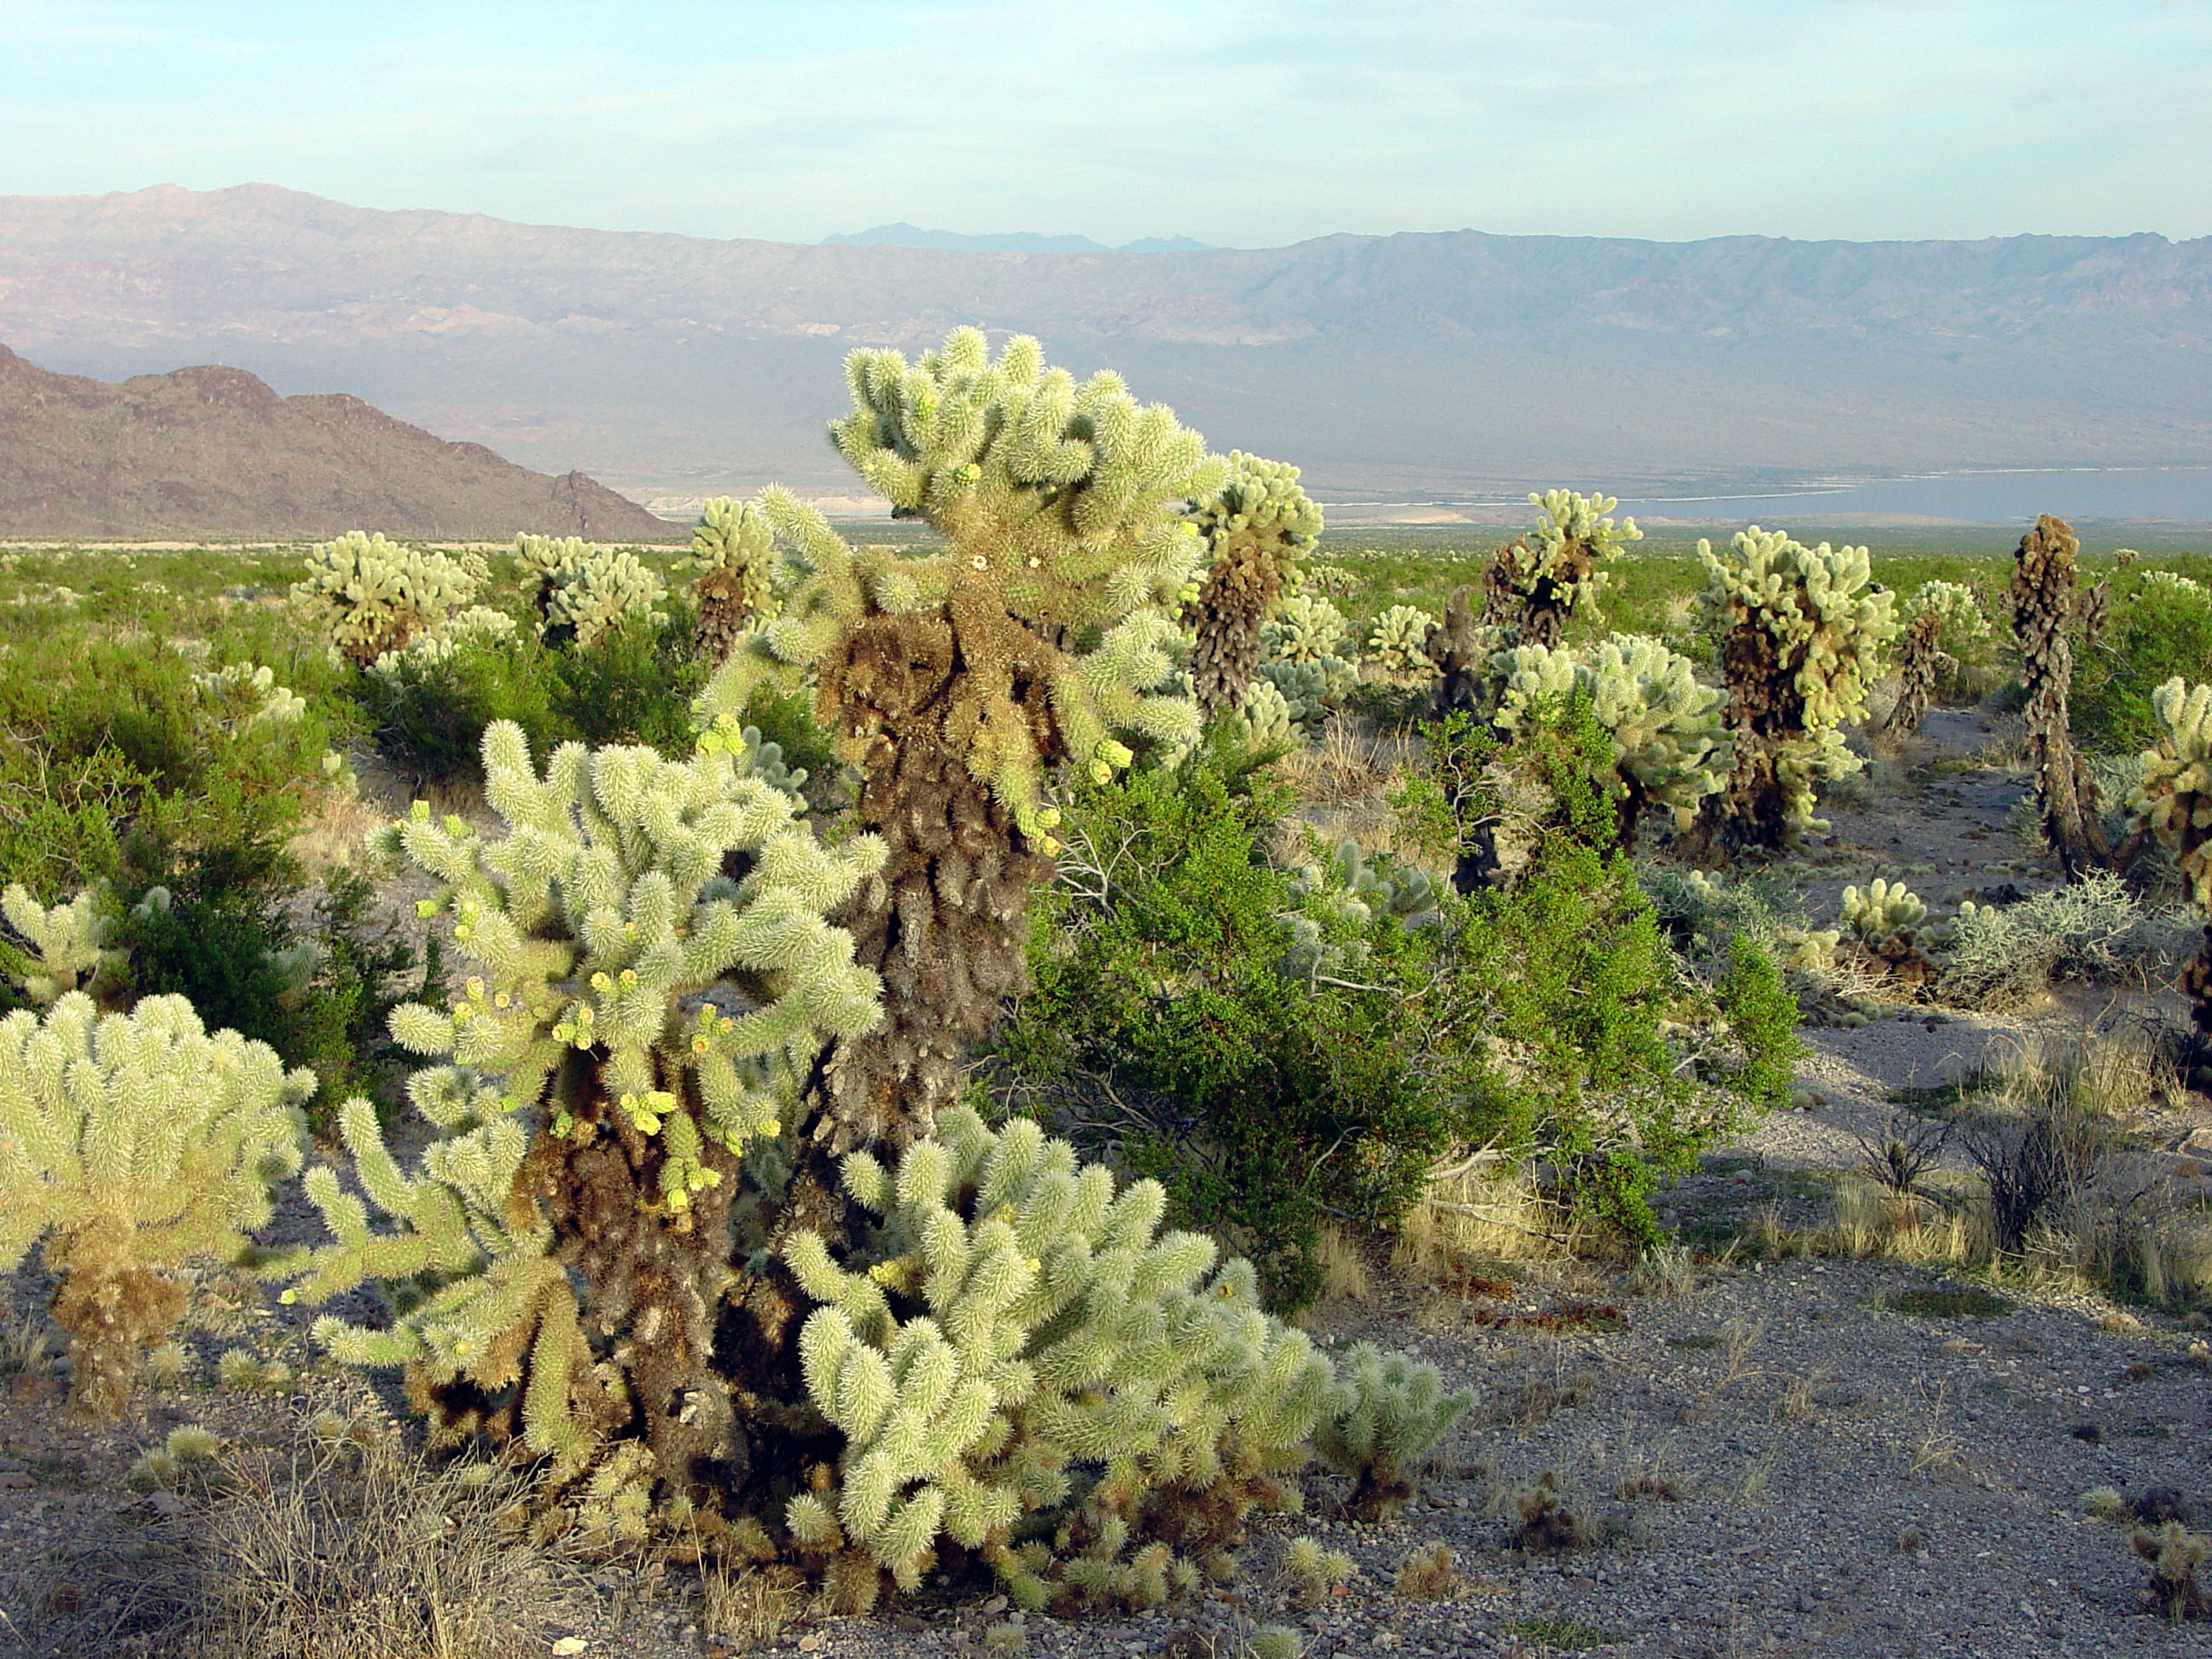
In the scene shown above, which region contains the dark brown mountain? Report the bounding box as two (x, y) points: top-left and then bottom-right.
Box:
(0, 343), (674, 540)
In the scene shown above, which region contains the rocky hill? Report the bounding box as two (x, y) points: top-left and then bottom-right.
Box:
(0, 344), (673, 541)
(2, 184), (2208, 507)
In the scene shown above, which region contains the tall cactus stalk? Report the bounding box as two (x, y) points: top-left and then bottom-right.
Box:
(1696, 528), (1895, 853)
(1884, 581), (1987, 737)
(697, 329), (1216, 1155)
(1186, 453), (1321, 724)
(2011, 515), (2110, 878)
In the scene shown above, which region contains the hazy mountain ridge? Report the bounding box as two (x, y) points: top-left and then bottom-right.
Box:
(2, 183), (2205, 504)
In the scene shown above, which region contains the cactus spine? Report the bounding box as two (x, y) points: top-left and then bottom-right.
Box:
(515, 534), (670, 647)
(294, 720), (883, 1494)
(1480, 489), (1642, 649)
(2128, 678), (2212, 1043)
(2011, 515), (2110, 877)
(686, 496), (782, 664)
(1885, 581), (1987, 736)
(294, 532), (488, 667)
(1489, 633), (1731, 844)
(1186, 453), (1322, 723)
(695, 329), (1217, 1151)
(1695, 527), (1897, 850)
(1365, 605), (1441, 677)
(0, 993), (311, 1412)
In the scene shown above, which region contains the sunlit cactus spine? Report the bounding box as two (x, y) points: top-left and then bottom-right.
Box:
(515, 533), (670, 647)
(293, 719), (884, 1495)
(294, 531), (489, 667)
(694, 328), (1219, 1150)
(1885, 581), (1988, 736)
(191, 661), (307, 728)
(1308, 1342), (1471, 1521)
(685, 496), (783, 664)
(2128, 678), (2212, 1042)
(1365, 605), (1441, 676)
(1694, 527), (1897, 850)
(781, 1107), (1446, 1615)
(367, 605), (520, 674)
(1260, 593), (1353, 667)
(1840, 875), (1935, 977)
(1490, 632), (1732, 844)
(1480, 488), (1642, 649)
(2011, 515), (2110, 877)
(1225, 679), (1299, 755)
(1, 882), (122, 1005)
(0, 992), (311, 1413)
(1186, 453), (1322, 722)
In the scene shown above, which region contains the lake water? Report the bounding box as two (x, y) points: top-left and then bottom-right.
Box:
(1610, 468), (2212, 526)
(1330, 467), (2212, 527)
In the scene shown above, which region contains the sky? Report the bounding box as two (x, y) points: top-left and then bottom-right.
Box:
(2, 1), (2208, 247)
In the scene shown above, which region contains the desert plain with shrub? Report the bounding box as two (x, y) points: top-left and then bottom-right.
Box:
(1, 329), (2210, 1659)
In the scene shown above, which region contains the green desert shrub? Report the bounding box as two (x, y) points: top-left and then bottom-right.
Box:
(1002, 708), (1794, 1286)
(2075, 571), (2212, 754)
(1936, 873), (2188, 1009)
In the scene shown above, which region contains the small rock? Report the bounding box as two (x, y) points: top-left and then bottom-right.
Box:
(2070, 1423), (2104, 1445)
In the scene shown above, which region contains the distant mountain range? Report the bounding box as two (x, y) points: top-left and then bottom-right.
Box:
(1, 183), (2206, 517)
(820, 223), (1213, 253)
(0, 344), (671, 540)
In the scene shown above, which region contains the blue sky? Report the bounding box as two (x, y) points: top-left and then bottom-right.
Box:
(2, 1), (2206, 246)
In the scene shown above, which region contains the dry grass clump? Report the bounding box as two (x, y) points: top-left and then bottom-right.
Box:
(1810, 1026), (2212, 1311)
(1394, 1159), (1598, 1283)
(699, 1559), (806, 1650)
(178, 1413), (582, 1659)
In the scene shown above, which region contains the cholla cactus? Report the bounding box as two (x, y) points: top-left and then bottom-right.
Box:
(1256, 659), (1354, 734)
(1226, 679), (1298, 755)
(2128, 678), (2212, 1039)
(1480, 489), (1643, 649)
(516, 534), (670, 647)
(1423, 585), (1493, 717)
(0, 992), (311, 1412)
(695, 329), (1219, 1146)
(294, 532), (488, 667)
(1, 883), (121, 1005)
(2013, 515), (2110, 877)
(1841, 876), (1933, 975)
(294, 720), (884, 1487)
(1365, 606), (1440, 676)
(1187, 453), (1322, 721)
(1491, 634), (1731, 843)
(368, 605), (520, 675)
(783, 1108), (1429, 1613)
(2142, 570), (2206, 601)
(1886, 582), (1988, 736)
(1260, 594), (1351, 667)
(685, 497), (782, 664)
(1308, 1342), (1471, 1521)
(1695, 528), (1897, 848)
(1287, 841), (1439, 928)
(695, 715), (812, 799)
(191, 662), (306, 728)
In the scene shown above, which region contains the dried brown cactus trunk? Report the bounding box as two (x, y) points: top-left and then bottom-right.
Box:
(806, 612), (1055, 1155)
(693, 562), (753, 665)
(1188, 526), (1286, 722)
(1885, 606), (1947, 737)
(1481, 533), (1593, 649)
(47, 1224), (188, 1416)
(2011, 514), (2110, 879)
(1424, 585), (1492, 718)
(1698, 617), (1796, 853)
